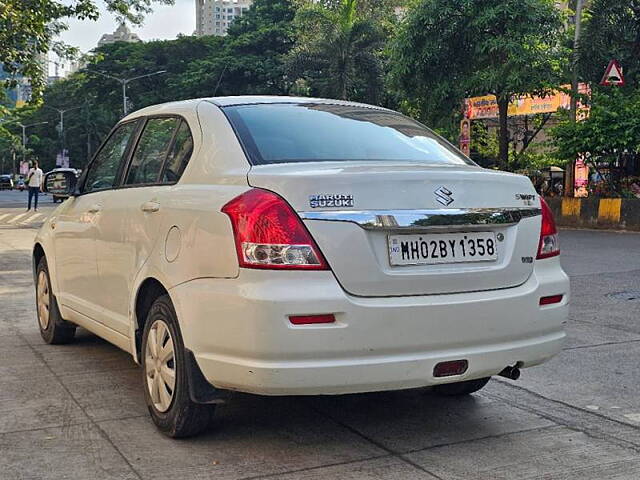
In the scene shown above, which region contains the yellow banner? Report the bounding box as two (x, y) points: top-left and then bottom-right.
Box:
(464, 84), (589, 119)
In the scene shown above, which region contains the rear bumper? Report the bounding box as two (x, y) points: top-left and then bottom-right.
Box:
(170, 258), (568, 395)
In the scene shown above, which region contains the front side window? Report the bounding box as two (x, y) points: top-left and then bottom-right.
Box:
(162, 120), (194, 183)
(84, 121), (138, 193)
(224, 103), (476, 167)
(125, 117), (179, 186)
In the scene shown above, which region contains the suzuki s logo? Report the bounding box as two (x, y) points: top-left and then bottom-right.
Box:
(434, 186), (454, 206)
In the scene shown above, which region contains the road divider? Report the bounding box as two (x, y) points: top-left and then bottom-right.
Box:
(546, 197), (640, 231)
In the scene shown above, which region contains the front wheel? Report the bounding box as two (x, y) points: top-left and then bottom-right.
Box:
(141, 295), (214, 438)
(36, 257), (76, 344)
(432, 377), (491, 396)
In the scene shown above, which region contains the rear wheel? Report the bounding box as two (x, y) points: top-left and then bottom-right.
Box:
(36, 257), (76, 344)
(142, 295), (214, 438)
(432, 377), (490, 396)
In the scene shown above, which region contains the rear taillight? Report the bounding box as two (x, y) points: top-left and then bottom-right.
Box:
(537, 197), (560, 259)
(222, 188), (329, 270)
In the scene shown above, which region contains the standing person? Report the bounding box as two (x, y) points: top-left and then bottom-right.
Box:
(26, 161), (43, 211)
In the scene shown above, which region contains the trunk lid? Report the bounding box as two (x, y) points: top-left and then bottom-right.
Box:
(248, 162), (541, 297)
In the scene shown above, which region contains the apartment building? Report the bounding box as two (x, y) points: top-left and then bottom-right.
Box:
(195, 0), (253, 36)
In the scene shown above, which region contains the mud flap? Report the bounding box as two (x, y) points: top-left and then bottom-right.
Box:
(185, 349), (228, 404)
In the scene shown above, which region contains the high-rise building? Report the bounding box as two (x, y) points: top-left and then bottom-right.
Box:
(195, 0), (253, 36)
(98, 23), (142, 47)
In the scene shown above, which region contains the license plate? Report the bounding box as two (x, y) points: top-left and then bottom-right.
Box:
(388, 232), (498, 266)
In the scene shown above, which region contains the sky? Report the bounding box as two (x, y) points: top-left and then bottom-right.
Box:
(50, 0), (195, 75)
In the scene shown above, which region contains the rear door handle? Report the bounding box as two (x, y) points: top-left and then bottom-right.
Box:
(141, 201), (160, 213)
(87, 204), (102, 214)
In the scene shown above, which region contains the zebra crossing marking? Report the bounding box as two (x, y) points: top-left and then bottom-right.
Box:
(0, 209), (52, 228)
(6, 212), (30, 224)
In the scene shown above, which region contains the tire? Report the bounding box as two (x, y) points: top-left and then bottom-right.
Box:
(36, 257), (76, 344)
(432, 377), (491, 396)
(141, 295), (214, 438)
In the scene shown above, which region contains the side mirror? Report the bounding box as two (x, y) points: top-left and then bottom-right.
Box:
(43, 171), (77, 198)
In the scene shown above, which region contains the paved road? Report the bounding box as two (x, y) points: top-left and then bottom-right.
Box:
(0, 189), (58, 209)
(1, 201), (640, 479)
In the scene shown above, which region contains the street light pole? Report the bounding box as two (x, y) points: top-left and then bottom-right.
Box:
(17, 122), (49, 170)
(87, 70), (167, 116)
(566, 0), (585, 198)
(123, 82), (127, 117)
(570, 0), (585, 123)
(42, 105), (83, 155)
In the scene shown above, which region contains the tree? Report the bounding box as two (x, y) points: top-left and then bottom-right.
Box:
(287, 0), (386, 103)
(0, 122), (22, 174)
(578, 0), (640, 86)
(0, 0), (172, 102)
(1, 0), (298, 170)
(550, 88), (640, 196)
(392, 0), (567, 168)
(548, 0), (640, 196)
(176, 0), (297, 97)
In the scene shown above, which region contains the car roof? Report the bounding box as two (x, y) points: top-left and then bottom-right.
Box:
(206, 96), (390, 110)
(123, 96), (390, 121)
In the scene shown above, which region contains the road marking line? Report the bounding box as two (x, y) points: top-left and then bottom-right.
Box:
(6, 212), (30, 224)
(25, 213), (43, 223)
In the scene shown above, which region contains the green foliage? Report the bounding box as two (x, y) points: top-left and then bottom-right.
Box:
(0, 0), (172, 102)
(392, 0), (566, 124)
(287, 0), (387, 103)
(578, 0), (640, 85)
(551, 88), (640, 160)
(549, 0), (640, 191)
(179, 0), (297, 97)
(0, 0), (298, 170)
(471, 122), (562, 170)
(0, 121), (22, 173)
(391, 0), (568, 167)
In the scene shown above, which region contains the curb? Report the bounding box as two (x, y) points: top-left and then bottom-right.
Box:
(545, 197), (640, 231)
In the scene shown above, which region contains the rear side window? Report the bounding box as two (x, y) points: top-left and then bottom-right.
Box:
(161, 120), (194, 183)
(84, 121), (138, 193)
(224, 103), (475, 166)
(125, 117), (179, 186)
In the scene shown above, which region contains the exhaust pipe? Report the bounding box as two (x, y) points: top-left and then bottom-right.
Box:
(498, 364), (521, 380)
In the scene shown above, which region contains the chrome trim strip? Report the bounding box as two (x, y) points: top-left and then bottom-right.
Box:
(299, 207), (541, 230)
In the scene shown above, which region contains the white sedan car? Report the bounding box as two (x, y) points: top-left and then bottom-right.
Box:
(34, 96), (568, 437)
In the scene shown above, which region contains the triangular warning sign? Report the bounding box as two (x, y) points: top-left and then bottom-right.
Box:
(600, 59), (625, 86)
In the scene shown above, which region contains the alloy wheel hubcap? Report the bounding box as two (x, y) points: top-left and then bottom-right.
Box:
(145, 320), (176, 412)
(36, 271), (50, 330)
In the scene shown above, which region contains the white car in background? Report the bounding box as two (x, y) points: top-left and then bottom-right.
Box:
(34, 96), (569, 437)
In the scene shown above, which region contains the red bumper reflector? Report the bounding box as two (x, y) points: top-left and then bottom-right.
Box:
(289, 314), (336, 325)
(540, 294), (563, 306)
(433, 360), (468, 378)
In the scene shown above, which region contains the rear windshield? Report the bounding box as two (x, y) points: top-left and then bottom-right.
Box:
(223, 103), (475, 166)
